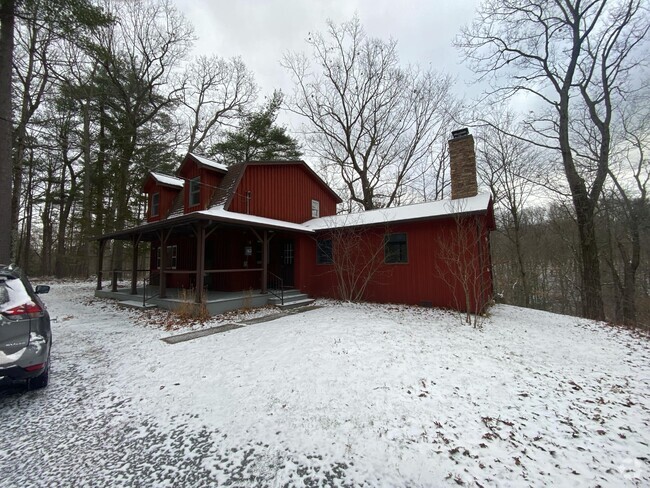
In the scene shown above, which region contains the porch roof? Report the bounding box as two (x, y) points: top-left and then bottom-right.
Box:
(98, 206), (314, 241)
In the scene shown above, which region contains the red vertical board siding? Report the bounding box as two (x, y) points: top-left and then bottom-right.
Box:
(202, 169), (224, 209)
(301, 215), (493, 312)
(229, 164), (338, 223)
(145, 185), (179, 222)
(178, 161), (225, 213)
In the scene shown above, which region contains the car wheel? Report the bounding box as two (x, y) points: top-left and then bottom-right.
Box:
(27, 363), (49, 391)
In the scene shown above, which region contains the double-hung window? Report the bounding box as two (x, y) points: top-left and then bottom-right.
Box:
(189, 177), (200, 207)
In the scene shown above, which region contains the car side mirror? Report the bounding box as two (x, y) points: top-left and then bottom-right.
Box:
(35, 285), (50, 294)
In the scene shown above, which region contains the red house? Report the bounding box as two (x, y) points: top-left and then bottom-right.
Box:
(96, 131), (495, 315)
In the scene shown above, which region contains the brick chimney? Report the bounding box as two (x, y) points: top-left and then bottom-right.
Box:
(449, 128), (478, 200)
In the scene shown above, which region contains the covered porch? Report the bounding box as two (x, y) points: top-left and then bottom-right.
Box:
(94, 285), (312, 315)
(95, 210), (314, 314)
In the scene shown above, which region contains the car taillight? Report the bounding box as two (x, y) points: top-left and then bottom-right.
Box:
(2, 302), (43, 319)
(24, 363), (45, 372)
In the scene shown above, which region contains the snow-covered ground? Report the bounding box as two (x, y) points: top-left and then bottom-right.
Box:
(1, 281), (649, 487)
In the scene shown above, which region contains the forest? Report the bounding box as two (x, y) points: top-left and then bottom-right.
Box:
(0, 0), (648, 327)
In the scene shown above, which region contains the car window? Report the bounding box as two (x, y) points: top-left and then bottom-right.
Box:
(0, 276), (34, 313)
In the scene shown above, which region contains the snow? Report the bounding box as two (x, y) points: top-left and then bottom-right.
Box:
(150, 171), (183, 188)
(0, 277), (34, 312)
(1, 281), (649, 486)
(189, 152), (228, 172)
(0, 347), (26, 366)
(304, 193), (492, 230)
(199, 206), (315, 233)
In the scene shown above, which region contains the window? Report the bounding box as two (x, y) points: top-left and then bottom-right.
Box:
(151, 193), (160, 217)
(189, 177), (200, 207)
(316, 239), (333, 264)
(156, 245), (178, 269)
(384, 233), (408, 264)
(311, 199), (320, 218)
(283, 241), (294, 265)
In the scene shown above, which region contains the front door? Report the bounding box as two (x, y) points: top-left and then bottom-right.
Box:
(280, 240), (294, 288)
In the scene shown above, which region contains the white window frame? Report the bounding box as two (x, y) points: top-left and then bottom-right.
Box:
(311, 199), (320, 218)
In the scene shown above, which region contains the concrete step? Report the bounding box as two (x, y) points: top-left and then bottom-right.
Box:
(268, 292), (309, 305)
(117, 300), (158, 310)
(277, 298), (315, 310)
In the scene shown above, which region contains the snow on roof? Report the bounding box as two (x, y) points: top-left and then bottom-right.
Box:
(189, 153), (228, 172)
(150, 172), (183, 188)
(304, 193), (492, 230)
(199, 207), (314, 233)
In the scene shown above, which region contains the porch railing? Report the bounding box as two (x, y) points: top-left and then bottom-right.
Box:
(99, 268), (159, 300)
(268, 272), (284, 306)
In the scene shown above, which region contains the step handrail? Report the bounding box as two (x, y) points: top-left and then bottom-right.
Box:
(267, 272), (284, 306)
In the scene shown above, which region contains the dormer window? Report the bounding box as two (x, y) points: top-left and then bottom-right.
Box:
(189, 177), (200, 207)
(151, 192), (160, 217)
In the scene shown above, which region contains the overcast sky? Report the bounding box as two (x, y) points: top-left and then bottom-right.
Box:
(173, 0), (482, 127)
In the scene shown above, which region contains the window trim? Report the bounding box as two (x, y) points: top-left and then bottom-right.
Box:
(316, 238), (333, 265)
(189, 177), (201, 207)
(311, 199), (320, 218)
(384, 233), (408, 264)
(151, 192), (160, 217)
(156, 245), (178, 269)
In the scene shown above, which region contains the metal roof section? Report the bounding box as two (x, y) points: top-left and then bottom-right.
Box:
(188, 153), (228, 172)
(98, 205), (314, 241)
(198, 206), (314, 233)
(149, 172), (183, 188)
(303, 193), (493, 230)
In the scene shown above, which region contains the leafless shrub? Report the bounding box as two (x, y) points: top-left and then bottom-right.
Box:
(435, 201), (493, 327)
(175, 287), (209, 322)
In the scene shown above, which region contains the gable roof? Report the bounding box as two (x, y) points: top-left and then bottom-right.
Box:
(304, 193), (493, 230)
(146, 171), (183, 189)
(178, 152), (228, 175)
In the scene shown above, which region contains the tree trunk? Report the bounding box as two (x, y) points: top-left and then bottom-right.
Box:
(620, 201), (641, 326)
(20, 147), (35, 272)
(0, 0), (15, 264)
(558, 64), (605, 320)
(81, 99), (93, 277)
(40, 165), (54, 274)
(575, 210), (605, 321)
(54, 158), (76, 278)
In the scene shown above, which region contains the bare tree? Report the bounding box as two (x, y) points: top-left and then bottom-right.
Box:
(476, 111), (539, 306)
(458, 0), (650, 320)
(11, 0), (55, 264)
(435, 202), (493, 327)
(318, 218), (390, 302)
(601, 96), (649, 326)
(284, 16), (457, 211)
(91, 0), (193, 272)
(179, 54), (257, 153)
